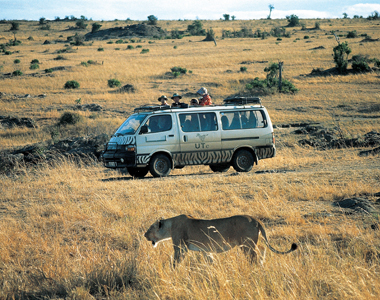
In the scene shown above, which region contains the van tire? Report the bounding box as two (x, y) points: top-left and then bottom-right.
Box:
(127, 167), (149, 178)
(150, 154), (172, 177)
(209, 164), (230, 172)
(232, 149), (254, 172)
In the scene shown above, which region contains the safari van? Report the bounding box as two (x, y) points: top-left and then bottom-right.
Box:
(102, 97), (275, 177)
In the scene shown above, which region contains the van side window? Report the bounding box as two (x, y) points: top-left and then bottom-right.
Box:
(146, 115), (172, 133)
(221, 110), (266, 130)
(179, 113), (217, 132)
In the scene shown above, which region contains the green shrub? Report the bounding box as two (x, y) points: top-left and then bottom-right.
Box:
(304, 35), (310, 39)
(115, 39), (124, 44)
(54, 55), (65, 60)
(108, 79), (121, 88)
(12, 70), (23, 76)
(140, 48), (149, 54)
(91, 23), (102, 33)
(10, 21), (19, 31)
(107, 41), (114, 44)
(347, 30), (358, 38)
(127, 45), (134, 49)
(352, 55), (371, 72)
(44, 68), (53, 73)
(58, 112), (83, 126)
(87, 60), (96, 65)
(31, 59), (40, 64)
(240, 66), (247, 72)
(97, 47), (104, 51)
(64, 80), (80, 89)
(171, 66), (187, 74)
(286, 14), (300, 27)
(81, 61), (88, 67)
(4, 51), (12, 55)
(147, 15), (158, 25)
(13, 59), (20, 64)
(30, 63), (40, 70)
(333, 41), (351, 73)
(204, 28), (215, 41)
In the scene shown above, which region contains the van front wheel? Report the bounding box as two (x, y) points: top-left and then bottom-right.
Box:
(150, 154), (172, 177)
(232, 149), (254, 172)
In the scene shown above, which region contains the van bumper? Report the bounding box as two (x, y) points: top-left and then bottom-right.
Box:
(102, 150), (136, 168)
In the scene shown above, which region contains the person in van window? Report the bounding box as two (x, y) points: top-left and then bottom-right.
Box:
(197, 87), (212, 106)
(190, 98), (199, 106)
(171, 93), (186, 108)
(229, 112), (241, 130)
(158, 95), (170, 107)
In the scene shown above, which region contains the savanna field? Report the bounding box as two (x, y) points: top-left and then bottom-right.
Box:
(0, 17), (380, 299)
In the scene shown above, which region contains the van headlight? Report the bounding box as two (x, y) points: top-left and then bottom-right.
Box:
(125, 146), (136, 152)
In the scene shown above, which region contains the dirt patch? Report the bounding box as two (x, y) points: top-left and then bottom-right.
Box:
(85, 24), (167, 40)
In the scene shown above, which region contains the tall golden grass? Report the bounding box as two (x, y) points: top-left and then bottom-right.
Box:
(0, 18), (379, 299)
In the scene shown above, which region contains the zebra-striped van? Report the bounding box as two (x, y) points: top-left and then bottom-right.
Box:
(102, 97), (275, 178)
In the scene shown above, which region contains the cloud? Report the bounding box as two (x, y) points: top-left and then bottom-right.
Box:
(344, 3), (380, 17)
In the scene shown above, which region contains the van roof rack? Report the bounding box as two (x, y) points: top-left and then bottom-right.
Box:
(223, 96), (262, 106)
(134, 104), (171, 113)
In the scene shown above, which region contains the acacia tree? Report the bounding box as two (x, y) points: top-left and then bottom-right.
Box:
(333, 41), (351, 73)
(147, 15), (158, 25)
(268, 4), (274, 19)
(286, 14), (300, 27)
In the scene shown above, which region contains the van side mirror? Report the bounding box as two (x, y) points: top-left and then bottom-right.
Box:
(140, 125), (148, 134)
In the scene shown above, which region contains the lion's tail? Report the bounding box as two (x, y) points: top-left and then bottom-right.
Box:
(258, 222), (297, 254)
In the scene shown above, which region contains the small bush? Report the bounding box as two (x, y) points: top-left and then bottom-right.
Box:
(64, 80), (80, 89)
(171, 66), (187, 74)
(115, 39), (124, 44)
(27, 36), (34, 41)
(127, 45), (134, 49)
(97, 47), (104, 51)
(81, 61), (88, 67)
(87, 60), (96, 65)
(58, 112), (83, 126)
(13, 59), (20, 64)
(140, 48), (149, 54)
(240, 66), (247, 72)
(12, 70), (23, 76)
(108, 79), (121, 88)
(4, 51), (12, 55)
(30, 63), (40, 70)
(44, 68), (53, 73)
(91, 23), (102, 33)
(31, 59), (40, 64)
(352, 55), (371, 72)
(304, 35), (310, 39)
(54, 55), (65, 60)
(347, 30), (358, 38)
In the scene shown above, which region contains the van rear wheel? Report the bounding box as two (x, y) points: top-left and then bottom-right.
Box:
(232, 149), (254, 172)
(127, 167), (149, 178)
(209, 164), (230, 173)
(150, 154), (171, 177)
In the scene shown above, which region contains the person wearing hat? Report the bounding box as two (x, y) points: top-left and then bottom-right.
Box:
(158, 95), (170, 107)
(197, 87), (212, 106)
(171, 93), (185, 108)
(190, 98), (199, 106)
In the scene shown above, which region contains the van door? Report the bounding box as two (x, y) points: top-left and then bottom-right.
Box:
(135, 114), (180, 166)
(176, 112), (223, 165)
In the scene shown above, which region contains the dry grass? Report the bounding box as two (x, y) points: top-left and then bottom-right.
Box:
(0, 18), (380, 299)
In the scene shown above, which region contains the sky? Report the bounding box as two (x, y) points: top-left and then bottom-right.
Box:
(1, 0), (380, 21)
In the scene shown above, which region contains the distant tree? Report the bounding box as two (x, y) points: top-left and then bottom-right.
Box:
(10, 21), (19, 31)
(367, 11), (379, 20)
(187, 20), (205, 35)
(147, 15), (158, 25)
(342, 12), (348, 19)
(223, 14), (230, 21)
(55, 16), (61, 21)
(268, 4), (274, 19)
(39, 17), (46, 25)
(231, 15), (236, 20)
(76, 19), (87, 29)
(286, 14), (299, 27)
(91, 22), (102, 33)
(333, 41), (351, 73)
(204, 28), (215, 41)
(80, 15), (87, 20)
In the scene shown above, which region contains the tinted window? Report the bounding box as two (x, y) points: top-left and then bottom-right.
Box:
(179, 113), (217, 132)
(145, 115), (172, 133)
(221, 110), (266, 130)
(115, 114), (148, 135)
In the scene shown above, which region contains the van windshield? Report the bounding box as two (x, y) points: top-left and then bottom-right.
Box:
(114, 114), (148, 136)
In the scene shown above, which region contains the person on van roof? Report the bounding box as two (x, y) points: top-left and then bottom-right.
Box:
(158, 95), (170, 107)
(171, 93), (187, 108)
(190, 98), (199, 106)
(197, 87), (212, 106)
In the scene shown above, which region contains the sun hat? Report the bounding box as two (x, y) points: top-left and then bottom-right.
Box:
(197, 87), (207, 95)
(158, 95), (168, 101)
(171, 93), (182, 99)
(190, 98), (199, 104)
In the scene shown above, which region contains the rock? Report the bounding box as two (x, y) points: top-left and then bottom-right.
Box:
(0, 116), (37, 129)
(119, 84), (135, 93)
(333, 197), (377, 214)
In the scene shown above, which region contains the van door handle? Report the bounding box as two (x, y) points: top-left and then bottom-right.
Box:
(183, 135), (188, 142)
(168, 134), (174, 137)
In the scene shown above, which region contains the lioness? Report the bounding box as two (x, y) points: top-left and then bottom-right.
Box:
(144, 214), (297, 267)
